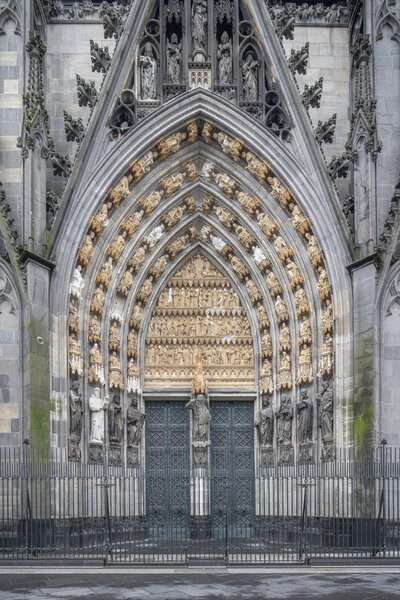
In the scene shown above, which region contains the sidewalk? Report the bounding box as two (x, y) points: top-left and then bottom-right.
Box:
(0, 567), (399, 599)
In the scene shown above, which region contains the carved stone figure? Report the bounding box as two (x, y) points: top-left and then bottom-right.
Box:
(185, 162), (197, 182)
(277, 351), (292, 391)
(216, 132), (243, 162)
(140, 42), (157, 100)
(261, 332), (272, 359)
(70, 265), (85, 299)
(230, 255), (249, 281)
(127, 359), (140, 395)
(253, 247), (270, 272)
(120, 211), (143, 239)
(109, 320), (120, 352)
(245, 152), (271, 184)
(286, 260), (304, 290)
(136, 277), (153, 305)
(89, 203), (109, 237)
(108, 176), (131, 208)
(295, 287), (310, 318)
(185, 119), (198, 142)
(89, 387), (107, 445)
(149, 254), (169, 280)
(202, 119), (214, 143)
(275, 295), (289, 324)
(306, 234), (323, 269)
(77, 233), (94, 269)
(296, 388), (313, 443)
(138, 190), (164, 216)
(88, 315), (101, 345)
(277, 394), (293, 445)
(242, 52), (259, 101)
(117, 269), (134, 297)
(145, 225), (165, 248)
(129, 304), (142, 330)
(69, 298), (79, 335)
(127, 330), (138, 358)
(246, 279), (262, 305)
(201, 163), (215, 182)
(157, 132), (183, 160)
(259, 360), (273, 395)
(88, 343), (105, 385)
(167, 33), (181, 84)
(214, 206), (237, 230)
(257, 304), (270, 331)
(299, 317), (312, 346)
(268, 176), (292, 209)
(235, 225), (256, 251)
(69, 380), (83, 439)
(318, 336), (333, 379)
(274, 236), (294, 263)
(160, 172), (185, 196)
(95, 257), (113, 290)
(236, 191), (260, 217)
(106, 233), (126, 263)
(128, 245), (147, 272)
(290, 204), (311, 237)
(214, 172), (237, 197)
(109, 351), (124, 391)
(279, 325), (291, 353)
(108, 393), (123, 444)
(185, 393), (211, 442)
(317, 267), (331, 303)
(192, 0), (207, 52)
(184, 195), (196, 213)
(161, 206), (184, 230)
(297, 346), (313, 385)
(89, 285), (105, 317)
(255, 397), (274, 446)
(217, 31), (232, 84)
(266, 270), (283, 298)
(322, 301), (333, 336)
(126, 396), (145, 447)
(317, 381), (333, 442)
(130, 151), (155, 181)
(166, 235), (187, 259)
(257, 213), (279, 239)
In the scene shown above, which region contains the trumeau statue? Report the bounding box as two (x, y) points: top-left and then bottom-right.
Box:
(167, 33), (181, 84)
(185, 393), (211, 442)
(192, 0), (207, 53)
(217, 31), (232, 84)
(242, 51), (259, 101)
(255, 397), (274, 446)
(140, 42), (157, 100)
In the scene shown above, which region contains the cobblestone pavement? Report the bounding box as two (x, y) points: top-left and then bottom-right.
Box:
(0, 567), (399, 600)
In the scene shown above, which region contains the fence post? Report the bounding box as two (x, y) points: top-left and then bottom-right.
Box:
(22, 439), (31, 559)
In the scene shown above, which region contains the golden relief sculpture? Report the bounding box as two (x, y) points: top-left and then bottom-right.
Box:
(144, 254), (254, 389)
(77, 233), (95, 270)
(317, 267), (331, 303)
(69, 334), (83, 377)
(202, 195), (215, 213)
(286, 260), (304, 290)
(88, 315), (101, 345)
(215, 132), (244, 163)
(185, 162), (197, 182)
(136, 277), (153, 305)
(185, 119), (198, 143)
(306, 234), (324, 269)
(107, 175), (131, 209)
(275, 295), (289, 324)
(160, 172), (186, 197)
(214, 206), (237, 230)
(109, 351), (124, 390)
(120, 211), (143, 239)
(257, 213), (279, 239)
(246, 279), (262, 305)
(299, 318), (312, 347)
(69, 298), (79, 335)
(149, 254), (169, 280)
(295, 287), (310, 318)
(138, 190), (164, 217)
(289, 203), (311, 237)
(202, 119), (215, 143)
(277, 351), (292, 391)
(130, 151), (155, 181)
(267, 176), (292, 209)
(88, 343), (104, 385)
(117, 269), (134, 297)
(322, 301), (333, 337)
(261, 333), (272, 359)
(129, 304), (143, 331)
(192, 349), (208, 395)
(235, 191), (261, 217)
(235, 225), (256, 252)
(156, 132), (183, 160)
(318, 336), (333, 379)
(161, 206), (184, 230)
(109, 321), (120, 352)
(128, 245), (147, 272)
(89, 203), (109, 237)
(127, 330), (138, 359)
(106, 232), (126, 263)
(90, 285), (105, 317)
(274, 236), (294, 264)
(257, 304), (270, 332)
(266, 270), (283, 298)
(214, 172), (237, 197)
(297, 346), (313, 385)
(183, 196), (196, 213)
(245, 152), (271, 184)
(279, 325), (291, 354)
(259, 360), (273, 396)
(95, 258), (113, 290)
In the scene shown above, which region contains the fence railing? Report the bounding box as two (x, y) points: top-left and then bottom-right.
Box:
(0, 445), (399, 564)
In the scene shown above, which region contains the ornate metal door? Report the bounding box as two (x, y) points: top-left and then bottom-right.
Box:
(145, 401), (190, 535)
(210, 401), (255, 538)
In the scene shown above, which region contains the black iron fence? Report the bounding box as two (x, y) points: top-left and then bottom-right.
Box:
(0, 445), (399, 564)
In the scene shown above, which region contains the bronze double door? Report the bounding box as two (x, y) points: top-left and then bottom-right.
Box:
(145, 400), (254, 535)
